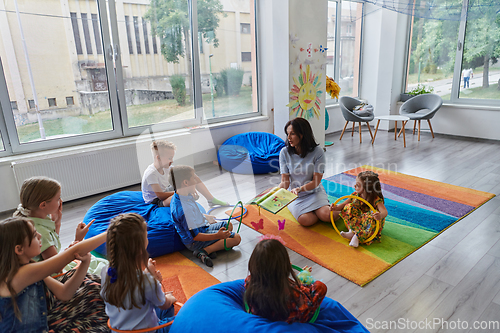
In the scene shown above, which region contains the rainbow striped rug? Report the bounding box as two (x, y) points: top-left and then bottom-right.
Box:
(239, 166), (495, 286)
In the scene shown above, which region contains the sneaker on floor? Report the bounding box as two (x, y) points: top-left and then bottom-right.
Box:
(193, 250), (213, 267)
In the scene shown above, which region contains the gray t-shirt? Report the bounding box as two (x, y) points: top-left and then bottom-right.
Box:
(279, 145), (326, 196)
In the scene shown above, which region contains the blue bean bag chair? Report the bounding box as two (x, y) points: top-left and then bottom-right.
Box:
(84, 191), (205, 258)
(170, 280), (368, 333)
(217, 132), (285, 174)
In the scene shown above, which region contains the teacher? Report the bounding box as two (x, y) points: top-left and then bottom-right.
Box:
(279, 118), (330, 226)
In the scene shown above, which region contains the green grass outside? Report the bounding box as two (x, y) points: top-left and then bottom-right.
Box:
(16, 87), (254, 143)
(441, 83), (500, 100)
(407, 69), (452, 85)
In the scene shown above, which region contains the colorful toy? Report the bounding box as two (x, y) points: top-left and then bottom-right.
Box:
(297, 270), (316, 286)
(329, 195), (380, 244)
(224, 201), (245, 251)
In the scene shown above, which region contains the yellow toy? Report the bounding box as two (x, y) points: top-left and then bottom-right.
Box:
(329, 195), (380, 244)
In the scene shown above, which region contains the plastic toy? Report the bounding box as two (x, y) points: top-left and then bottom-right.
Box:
(329, 195), (381, 244)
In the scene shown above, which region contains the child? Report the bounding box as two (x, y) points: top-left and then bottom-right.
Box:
(330, 171), (388, 247)
(141, 140), (228, 207)
(14, 176), (108, 274)
(244, 239), (327, 324)
(101, 213), (177, 332)
(0, 217), (107, 333)
(169, 165), (241, 267)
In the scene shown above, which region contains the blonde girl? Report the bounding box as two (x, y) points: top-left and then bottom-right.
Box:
(14, 176), (108, 273)
(330, 171), (388, 247)
(101, 213), (176, 332)
(0, 217), (106, 333)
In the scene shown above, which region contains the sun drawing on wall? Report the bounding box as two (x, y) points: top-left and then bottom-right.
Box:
(287, 64), (323, 120)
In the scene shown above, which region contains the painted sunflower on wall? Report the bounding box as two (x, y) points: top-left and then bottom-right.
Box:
(287, 64), (323, 120)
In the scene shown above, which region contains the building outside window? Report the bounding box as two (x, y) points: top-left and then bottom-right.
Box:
(241, 23), (251, 34)
(0, 0), (260, 155)
(325, 0), (363, 102)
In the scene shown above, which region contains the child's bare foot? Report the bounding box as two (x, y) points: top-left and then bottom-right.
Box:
(340, 230), (354, 240)
(349, 234), (359, 247)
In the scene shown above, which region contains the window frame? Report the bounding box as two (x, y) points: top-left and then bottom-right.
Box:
(325, 0), (364, 106)
(404, 0), (500, 107)
(0, 0), (262, 156)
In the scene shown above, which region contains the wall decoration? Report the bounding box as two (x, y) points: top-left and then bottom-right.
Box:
(289, 33), (300, 45)
(287, 64), (323, 120)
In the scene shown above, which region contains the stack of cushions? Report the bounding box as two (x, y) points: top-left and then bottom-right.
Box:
(170, 280), (369, 333)
(83, 191), (205, 257)
(217, 132), (285, 174)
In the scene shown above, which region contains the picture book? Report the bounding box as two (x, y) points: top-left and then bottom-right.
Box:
(246, 187), (297, 214)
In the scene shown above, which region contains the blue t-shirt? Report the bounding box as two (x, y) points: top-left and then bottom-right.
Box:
(170, 193), (209, 246)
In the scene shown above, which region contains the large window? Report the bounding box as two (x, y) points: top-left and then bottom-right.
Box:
(326, 0), (363, 102)
(0, 0), (260, 155)
(0, 0), (114, 151)
(405, 0), (500, 104)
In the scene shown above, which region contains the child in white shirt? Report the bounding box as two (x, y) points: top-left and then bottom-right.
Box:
(141, 140), (228, 207)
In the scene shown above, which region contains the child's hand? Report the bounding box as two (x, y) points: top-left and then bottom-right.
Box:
(147, 258), (163, 281)
(204, 214), (217, 224)
(302, 265), (313, 273)
(74, 252), (91, 264)
(51, 200), (63, 232)
(372, 212), (381, 221)
(216, 227), (231, 239)
(74, 219), (95, 241)
(330, 203), (338, 211)
(290, 187), (301, 195)
(165, 291), (177, 307)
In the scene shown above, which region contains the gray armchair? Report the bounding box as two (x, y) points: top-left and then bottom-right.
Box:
(399, 93), (442, 141)
(339, 96), (374, 143)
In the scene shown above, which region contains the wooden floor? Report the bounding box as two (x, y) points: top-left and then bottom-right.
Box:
(3, 128), (500, 332)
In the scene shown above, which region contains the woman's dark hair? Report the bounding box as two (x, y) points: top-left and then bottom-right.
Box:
(358, 171), (384, 208)
(284, 117), (319, 158)
(245, 239), (301, 322)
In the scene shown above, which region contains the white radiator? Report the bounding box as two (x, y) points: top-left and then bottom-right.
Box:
(11, 131), (193, 202)
(11, 145), (142, 202)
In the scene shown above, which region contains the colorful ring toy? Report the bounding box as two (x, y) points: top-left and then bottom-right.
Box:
(224, 201), (245, 251)
(329, 195), (380, 244)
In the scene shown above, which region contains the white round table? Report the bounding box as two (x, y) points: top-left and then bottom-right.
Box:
(372, 115), (410, 147)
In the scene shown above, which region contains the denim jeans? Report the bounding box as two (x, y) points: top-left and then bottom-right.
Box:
(464, 76), (470, 88)
(155, 305), (175, 333)
(0, 281), (49, 333)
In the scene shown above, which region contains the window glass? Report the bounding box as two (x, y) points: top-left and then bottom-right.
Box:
(325, 1), (337, 101)
(338, 1), (362, 98)
(197, 0), (258, 120)
(406, 16), (460, 100)
(0, 131), (4, 151)
(0, 1), (113, 144)
(459, 0), (500, 100)
(120, 0), (196, 128)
